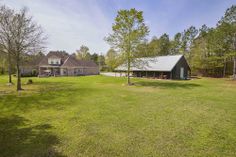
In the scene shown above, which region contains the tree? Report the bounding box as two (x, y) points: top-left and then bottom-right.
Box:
(181, 26), (198, 66)
(90, 53), (99, 64)
(0, 6), (15, 84)
(0, 6), (46, 90)
(146, 36), (160, 57)
(105, 49), (119, 71)
(106, 8), (149, 85)
(0, 50), (7, 74)
(98, 54), (106, 71)
(218, 5), (236, 79)
(135, 40), (150, 57)
(159, 33), (171, 55)
(170, 32), (182, 54)
(76, 45), (91, 60)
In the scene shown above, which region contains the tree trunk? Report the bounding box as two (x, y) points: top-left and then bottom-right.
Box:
(16, 61), (22, 91)
(233, 57), (236, 80)
(223, 58), (226, 78)
(8, 53), (12, 83)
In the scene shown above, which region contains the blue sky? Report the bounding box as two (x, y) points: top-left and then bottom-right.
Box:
(1, 0), (235, 54)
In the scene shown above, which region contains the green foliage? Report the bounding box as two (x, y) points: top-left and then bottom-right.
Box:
(76, 45), (91, 60)
(90, 53), (99, 64)
(105, 49), (120, 71)
(170, 32), (182, 54)
(106, 8), (149, 84)
(190, 5), (236, 77)
(159, 33), (171, 55)
(129, 5), (236, 78)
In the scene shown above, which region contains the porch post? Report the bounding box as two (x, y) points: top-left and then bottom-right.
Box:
(38, 67), (40, 77)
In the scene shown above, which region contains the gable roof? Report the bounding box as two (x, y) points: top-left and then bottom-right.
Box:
(38, 51), (99, 68)
(38, 51), (69, 66)
(116, 55), (187, 72)
(61, 56), (98, 68)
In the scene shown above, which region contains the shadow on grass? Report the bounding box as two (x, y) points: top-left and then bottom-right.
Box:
(0, 81), (96, 112)
(135, 80), (201, 89)
(0, 115), (66, 157)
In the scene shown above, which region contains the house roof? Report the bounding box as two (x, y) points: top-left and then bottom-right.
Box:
(48, 55), (62, 59)
(38, 51), (69, 66)
(115, 55), (187, 72)
(39, 51), (98, 68)
(61, 56), (98, 68)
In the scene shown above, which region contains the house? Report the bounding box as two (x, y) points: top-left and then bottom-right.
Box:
(115, 55), (190, 79)
(38, 51), (99, 76)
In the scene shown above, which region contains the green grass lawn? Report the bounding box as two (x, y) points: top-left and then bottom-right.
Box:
(0, 75), (236, 157)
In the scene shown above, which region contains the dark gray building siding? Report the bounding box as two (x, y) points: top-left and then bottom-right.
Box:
(171, 56), (190, 79)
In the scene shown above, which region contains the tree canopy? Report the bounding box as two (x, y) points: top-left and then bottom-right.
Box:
(106, 8), (149, 84)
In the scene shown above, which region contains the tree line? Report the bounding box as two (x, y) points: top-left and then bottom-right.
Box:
(105, 5), (236, 80)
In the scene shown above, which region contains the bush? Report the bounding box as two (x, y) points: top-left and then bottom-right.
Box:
(21, 69), (38, 77)
(32, 69), (37, 76)
(26, 79), (33, 84)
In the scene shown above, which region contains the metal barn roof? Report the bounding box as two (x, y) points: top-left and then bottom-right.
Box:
(115, 55), (184, 72)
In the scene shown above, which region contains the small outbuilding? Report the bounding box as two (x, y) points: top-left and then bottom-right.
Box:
(115, 55), (190, 79)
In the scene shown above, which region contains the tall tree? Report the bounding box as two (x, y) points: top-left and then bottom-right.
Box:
(182, 26), (198, 66)
(218, 5), (236, 79)
(147, 36), (160, 57)
(170, 32), (182, 54)
(105, 49), (119, 71)
(106, 8), (149, 85)
(98, 54), (106, 71)
(0, 49), (7, 74)
(90, 53), (99, 64)
(0, 6), (46, 90)
(76, 45), (91, 60)
(159, 33), (171, 55)
(0, 6), (14, 84)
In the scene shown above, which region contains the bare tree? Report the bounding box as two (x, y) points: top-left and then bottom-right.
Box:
(0, 5), (46, 90)
(0, 6), (14, 84)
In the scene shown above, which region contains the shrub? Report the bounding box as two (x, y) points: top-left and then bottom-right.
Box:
(26, 79), (33, 84)
(32, 69), (37, 76)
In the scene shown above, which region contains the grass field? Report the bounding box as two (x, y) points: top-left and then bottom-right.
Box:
(0, 75), (236, 157)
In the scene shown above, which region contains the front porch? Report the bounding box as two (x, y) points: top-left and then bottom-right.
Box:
(39, 66), (60, 76)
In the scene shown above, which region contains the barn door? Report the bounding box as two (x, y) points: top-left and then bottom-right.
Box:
(180, 67), (184, 79)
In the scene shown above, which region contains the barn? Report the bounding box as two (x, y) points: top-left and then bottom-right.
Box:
(115, 55), (190, 79)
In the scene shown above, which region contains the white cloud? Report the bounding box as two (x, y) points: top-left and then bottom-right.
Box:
(1, 0), (112, 54)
